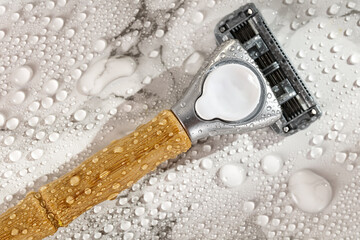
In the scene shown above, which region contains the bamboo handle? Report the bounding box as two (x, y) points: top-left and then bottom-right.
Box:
(0, 110), (191, 240)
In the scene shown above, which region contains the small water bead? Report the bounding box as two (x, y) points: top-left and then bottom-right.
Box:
(200, 158), (213, 170)
(74, 109), (87, 121)
(256, 215), (269, 226)
(289, 169), (332, 213)
(160, 201), (172, 211)
(12, 65), (33, 86)
(142, 76), (152, 84)
(49, 132), (59, 142)
(103, 223), (114, 233)
(114, 146), (123, 153)
(6, 117), (19, 130)
(155, 29), (164, 38)
(93, 206), (102, 213)
(43, 79), (59, 95)
(70, 176), (80, 186)
(49, 17), (64, 31)
(66, 196), (74, 204)
(309, 147), (323, 159)
(11, 91), (26, 104)
(4, 136), (15, 146)
(56, 90), (68, 101)
(166, 172), (176, 181)
(261, 154), (283, 175)
(124, 233), (134, 240)
(218, 163), (246, 188)
(41, 97), (53, 109)
(31, 149), (44, 160)
(123, 104), (132, 112)
(143, 192), (154, 203)
(120, 221), (131, 231)
(243, 201), (255, 212)
(45, 115), (56, 125)
(35, 131), (45, 140)
(327, 4), (340, 15)
(335, 152), (347, 164)
(135, 207), (145, 216)
(192, 11), (204, 24)
(4, 170), (14, 178)
(71, 69), (82, 80)
(28, 116), (39, 127)
(93, 39), (107, 52)
(9, 150), (22, 162)
(347, 53), (360, 65)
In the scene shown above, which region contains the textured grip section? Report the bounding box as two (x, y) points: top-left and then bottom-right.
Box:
(39, 110), (191, 227)
(0, 192), (57, 240)
(0, 110), (191, 239)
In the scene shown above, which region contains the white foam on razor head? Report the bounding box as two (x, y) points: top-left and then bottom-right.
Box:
(195, 63), (261, 121)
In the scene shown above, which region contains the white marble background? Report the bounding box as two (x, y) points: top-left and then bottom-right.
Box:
(0, 0), (359, 239)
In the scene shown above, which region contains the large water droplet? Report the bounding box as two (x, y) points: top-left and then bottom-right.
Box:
(289, 169), (332, 213)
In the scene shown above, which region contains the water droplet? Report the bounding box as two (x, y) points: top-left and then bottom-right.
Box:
(74, 109), (87, 121)
(135, 207), (145, 216)
(120, 221), (131, 231)
(70, 176), (80, 186)
(11, 228), (19, 236)
(160, 201), (172, 211)
(217, 163), (246, 188)
(200, 158), (213, 170)
(309, 147), (323, 159)
(143, 192), (154, 203)
(93, 39), (107, 52)
(335, 152), (347, 163)
(49, 17), (64, 31)
(114, 146), (123, 153)
(289, 169), (332, 213)
(66, 196), (74, 204)
(155, 29), (164, 38)
(43, 79), (59, 95)
(31, 149), (44, 160)
(243, 201), (255, 212)
(347, 53), (360, 65)
(6, 117), (20, 130)
(192, 11), (204, 24)
(256, 215), (269, 226)
(11, 91), (26, 104)
(327, 4), (340, 15)
(9, 150), (22, 162)
(12, 65), (33, 86)
(261, 154), (283, 175)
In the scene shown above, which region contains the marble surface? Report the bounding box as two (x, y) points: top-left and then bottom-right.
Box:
(0, 0), (359, 239)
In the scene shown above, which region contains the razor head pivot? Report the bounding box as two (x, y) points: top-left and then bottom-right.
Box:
(214, 3), (321, 135)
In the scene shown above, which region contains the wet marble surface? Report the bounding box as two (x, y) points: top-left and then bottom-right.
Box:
(0, 0), (359, 239)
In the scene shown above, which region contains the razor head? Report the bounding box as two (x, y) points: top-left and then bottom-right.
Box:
(214, 3), (321, 135)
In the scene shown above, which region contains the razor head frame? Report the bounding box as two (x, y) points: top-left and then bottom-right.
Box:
(214, 3), (321, 135)
(172, 40), (281, 143)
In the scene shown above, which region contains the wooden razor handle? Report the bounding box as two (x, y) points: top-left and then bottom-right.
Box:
(0, 110), (191, 240)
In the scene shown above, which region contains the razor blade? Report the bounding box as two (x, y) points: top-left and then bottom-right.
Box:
(214, 3), (321, 135)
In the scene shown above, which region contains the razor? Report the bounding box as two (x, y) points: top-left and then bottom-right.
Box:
(0, 3), (321, 239)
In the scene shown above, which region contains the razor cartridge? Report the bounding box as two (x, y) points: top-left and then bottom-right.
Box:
(214, 3), (321, 135)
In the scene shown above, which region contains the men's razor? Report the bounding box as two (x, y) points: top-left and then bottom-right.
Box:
(0, 3), (321, 240)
